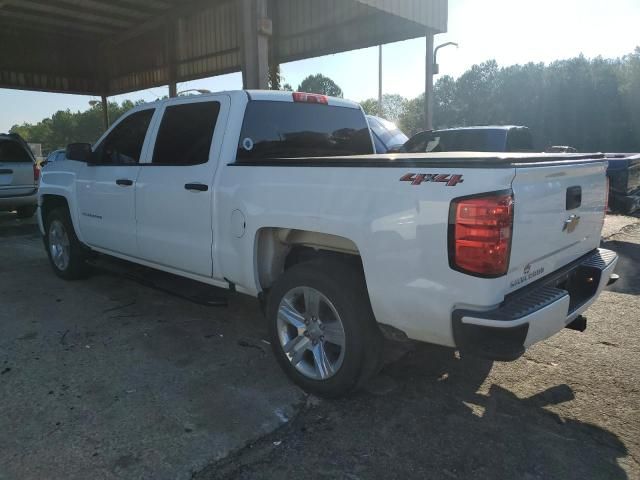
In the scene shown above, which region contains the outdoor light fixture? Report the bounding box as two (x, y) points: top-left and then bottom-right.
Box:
(434, 41), (459, 75)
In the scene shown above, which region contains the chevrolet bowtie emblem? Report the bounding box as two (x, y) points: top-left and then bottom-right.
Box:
(563, 214), (581, 233)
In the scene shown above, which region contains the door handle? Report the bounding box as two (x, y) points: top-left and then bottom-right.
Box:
(116, 179), (134, 186)
(0, 169), (13, 174)
(184, 183), (208, 192)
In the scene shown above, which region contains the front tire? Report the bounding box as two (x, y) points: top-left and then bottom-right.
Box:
(267, 259), (383, 398)
(44, 208), (90, 280)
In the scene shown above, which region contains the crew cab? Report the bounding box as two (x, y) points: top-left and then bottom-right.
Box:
(38, 90), (618, 397)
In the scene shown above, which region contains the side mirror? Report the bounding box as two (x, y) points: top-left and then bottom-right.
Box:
(65, 143), (94, 163)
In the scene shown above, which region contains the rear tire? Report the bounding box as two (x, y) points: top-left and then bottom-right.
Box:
(44, 208), (91, 280)
(16, 205), (36, 218)
(267, 259), (383, 398)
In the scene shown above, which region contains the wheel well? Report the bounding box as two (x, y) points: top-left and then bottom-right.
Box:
(255, 228), (362, 291)
(41, 195), (69, 228)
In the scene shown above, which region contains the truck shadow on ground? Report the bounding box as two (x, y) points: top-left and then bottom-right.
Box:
(0, 211), (38, 238)
(602, 237), (640, 295)
(202, 342), (630, 480)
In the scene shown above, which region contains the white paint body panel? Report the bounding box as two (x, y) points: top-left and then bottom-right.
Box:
(38, 90), (613, 351)
(507, 162), (608, 292)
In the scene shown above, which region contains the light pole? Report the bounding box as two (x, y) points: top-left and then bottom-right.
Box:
(378, 45), (383, 116)
(425, 40), (458, 131)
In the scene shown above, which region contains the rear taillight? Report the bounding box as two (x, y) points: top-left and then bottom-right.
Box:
(449, 192), (514, 277)
(292, 92), (328, 105)
(33, 164), (40, 182)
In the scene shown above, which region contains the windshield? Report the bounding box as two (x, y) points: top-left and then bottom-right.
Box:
(368, 116), (409, 149)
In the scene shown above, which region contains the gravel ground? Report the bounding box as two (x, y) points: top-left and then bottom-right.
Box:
(197, 217), (640, 480)
(0, 213), (638, 480)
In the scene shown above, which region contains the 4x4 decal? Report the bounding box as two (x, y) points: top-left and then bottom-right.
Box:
(400, 173), (464, 187)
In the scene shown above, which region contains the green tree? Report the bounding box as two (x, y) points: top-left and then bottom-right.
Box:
(360, 94), (407, 122)
(10, 99), (143, 152)
(297, 74), (343, 97)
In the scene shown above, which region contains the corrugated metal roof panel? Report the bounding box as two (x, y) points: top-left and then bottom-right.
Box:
(0, 0), (448, 96)
(356, 0), (447, 32)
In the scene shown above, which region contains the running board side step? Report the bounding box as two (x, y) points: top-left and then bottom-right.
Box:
(87, 256), (228, 307)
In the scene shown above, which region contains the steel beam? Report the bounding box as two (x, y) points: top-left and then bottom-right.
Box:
(240, 0), (270, 89)
(4, 0), (134, 28)
(0, 10), (116, 35)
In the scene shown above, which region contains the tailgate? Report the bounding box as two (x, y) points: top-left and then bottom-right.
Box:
(0, 162), (36, 197)
(508, 160), (607, 291)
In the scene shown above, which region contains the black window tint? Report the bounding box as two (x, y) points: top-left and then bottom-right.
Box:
(95, 109), (154, 165)
(506, 129), (534, 152)
(152, 102), (220, 165)
(236, 101), (373, 162)
(0, 141), (32, 163)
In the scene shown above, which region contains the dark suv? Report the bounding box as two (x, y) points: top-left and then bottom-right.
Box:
(0, 133), (39, 218)
(400, 126), (535, 153)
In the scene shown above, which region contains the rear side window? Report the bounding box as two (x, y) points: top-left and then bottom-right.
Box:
(95, 109), (154, 164)
(236, 101), (373, 162)
(0, 141), (32, 163)
(152, 101), (220, 165)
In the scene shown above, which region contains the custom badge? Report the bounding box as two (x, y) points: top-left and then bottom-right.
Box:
(400, 173), (464, 187)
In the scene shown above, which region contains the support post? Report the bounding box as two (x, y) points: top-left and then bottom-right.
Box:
(241, 0), (271, 89)
(425, 34), (435, 131)
(378, 45), (383, 116)
(101, 95), (109, 130)
(166, 18), (178, 97)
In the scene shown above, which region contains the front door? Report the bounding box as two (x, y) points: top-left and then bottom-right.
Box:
(135, 96), (229, 276)
(76, 108), (155, 256)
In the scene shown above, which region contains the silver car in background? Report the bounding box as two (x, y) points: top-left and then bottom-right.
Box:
(0, 133), (39, 218)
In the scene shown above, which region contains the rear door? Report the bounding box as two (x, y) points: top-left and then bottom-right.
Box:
(135, 95), (229, 276)
(508, 160), (607, 291)
(0, 139), (36, 198)
(76, 107), (155, 256)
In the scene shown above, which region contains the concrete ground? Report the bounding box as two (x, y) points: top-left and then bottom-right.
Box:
(0, 212), (303, 480)
(1, 212), (639, 480)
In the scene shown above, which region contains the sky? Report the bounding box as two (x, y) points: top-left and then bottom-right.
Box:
(1, 0), (639, 132)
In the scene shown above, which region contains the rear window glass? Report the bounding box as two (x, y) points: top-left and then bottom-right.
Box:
(0, 140), (32, 163)
(236, 101), (373, 162)
(153, 101), (220, 165)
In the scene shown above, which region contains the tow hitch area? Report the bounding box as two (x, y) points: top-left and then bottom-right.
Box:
(566, 315), (587, 332)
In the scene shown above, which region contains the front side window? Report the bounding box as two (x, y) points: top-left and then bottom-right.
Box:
(236, 101), (373, 162)
(95, 109), (154, 165)
(152, 101), (220, 165)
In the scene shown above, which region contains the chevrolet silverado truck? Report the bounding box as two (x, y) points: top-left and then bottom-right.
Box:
(38, 90), (619, 397)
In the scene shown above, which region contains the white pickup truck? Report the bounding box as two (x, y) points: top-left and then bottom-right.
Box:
(38, 90), (619, 397)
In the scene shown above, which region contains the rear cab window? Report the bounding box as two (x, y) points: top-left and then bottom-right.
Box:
(0, 140), (33, 163)
(236, 101), (373, 162)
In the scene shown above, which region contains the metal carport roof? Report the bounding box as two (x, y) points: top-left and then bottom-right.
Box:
(0, 0), (447, 96)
